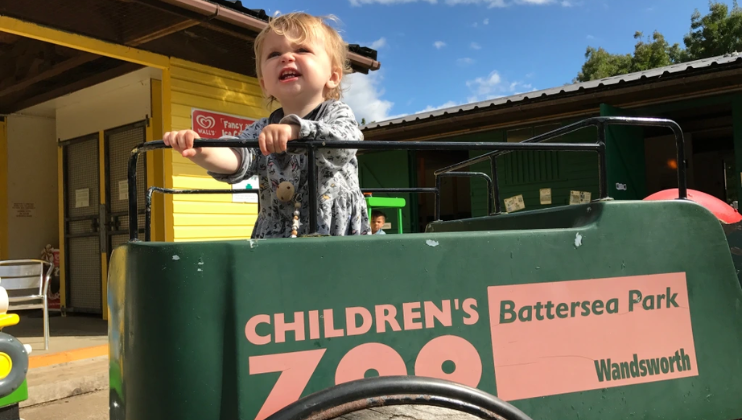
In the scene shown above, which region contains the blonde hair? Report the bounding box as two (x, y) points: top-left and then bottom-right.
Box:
(254, 12), (351, 105)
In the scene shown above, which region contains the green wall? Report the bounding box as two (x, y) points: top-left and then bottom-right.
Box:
(467, 123), (600, 217)
(359, 93), (741, 223)
(358, 150), (415, 233)
(600, 104), (647, 200)
(734, 95), (742, 203)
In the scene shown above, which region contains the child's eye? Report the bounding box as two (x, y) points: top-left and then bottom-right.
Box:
(267, 52), (280, 59)
(296, 47), (311, 53)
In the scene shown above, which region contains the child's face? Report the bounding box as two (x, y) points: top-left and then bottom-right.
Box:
(371, 216), (385, 233)
(259, 29), (341, 110)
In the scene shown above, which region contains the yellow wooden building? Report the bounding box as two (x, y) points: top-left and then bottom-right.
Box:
(0, 1), (380, 318)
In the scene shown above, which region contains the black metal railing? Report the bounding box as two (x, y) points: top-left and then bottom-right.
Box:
(433, 116), (688, 212)
(128, 116), (687, 241)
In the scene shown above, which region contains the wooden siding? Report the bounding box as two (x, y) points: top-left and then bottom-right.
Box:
(168, 58), (267, 241)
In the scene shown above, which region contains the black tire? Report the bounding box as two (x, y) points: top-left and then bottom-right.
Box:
(264, 376), (534, 420)
(0, 333), (28, 399)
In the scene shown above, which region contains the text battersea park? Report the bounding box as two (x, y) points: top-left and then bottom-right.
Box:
(498, 287), (679, 323)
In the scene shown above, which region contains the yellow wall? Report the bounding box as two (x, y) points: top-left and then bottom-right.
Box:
(169, 58), (266, 241)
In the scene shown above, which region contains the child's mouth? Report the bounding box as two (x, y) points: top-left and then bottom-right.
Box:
(279, 69), (301, 82)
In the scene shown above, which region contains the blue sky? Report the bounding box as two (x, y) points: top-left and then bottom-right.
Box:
(259, 0), (725, 123)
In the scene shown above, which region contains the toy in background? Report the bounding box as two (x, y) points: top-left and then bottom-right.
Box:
(0, 280), (31, 420)
(39, 245), (60, 315)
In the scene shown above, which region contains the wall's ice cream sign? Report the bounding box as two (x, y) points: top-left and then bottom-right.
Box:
(191, 108), (256, 138)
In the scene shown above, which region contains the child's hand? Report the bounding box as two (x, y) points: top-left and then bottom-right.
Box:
(258, 124), (299, 156)
(163, 130), (200, 158)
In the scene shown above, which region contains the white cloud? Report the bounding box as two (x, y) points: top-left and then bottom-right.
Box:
(349, 0), (575, 6)
(416, 101), (459, 113)
(445, 0), (506, 6)
(457, 57), (476, 66)
(342, 72), (395, 123)
(470, 42), (481, 50)
(483, 18), (489, 24)
(350, 0), (435, 5)
(433, 41), (446, 49)
(370, 37), (387, 49)
(350, 0), (509, 6)
(465, 70), (535, 102)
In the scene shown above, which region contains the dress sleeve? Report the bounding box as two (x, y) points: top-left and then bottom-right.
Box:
(207, 119), (266, 184)
(279, 101), (363, 171)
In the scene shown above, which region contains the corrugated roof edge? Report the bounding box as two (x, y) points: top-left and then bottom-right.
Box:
(208, 0), (378, 60)
(362, 52), (742, 130)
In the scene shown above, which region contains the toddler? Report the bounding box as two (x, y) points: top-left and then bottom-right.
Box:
(163, 12), (371, 238)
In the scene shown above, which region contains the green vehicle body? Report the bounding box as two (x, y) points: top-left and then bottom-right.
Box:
(108, 198), (742, 420)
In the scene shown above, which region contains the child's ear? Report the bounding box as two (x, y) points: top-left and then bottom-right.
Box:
(326, 66), (342, 90)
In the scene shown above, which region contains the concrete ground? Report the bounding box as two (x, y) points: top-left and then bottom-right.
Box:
(3, 310), (108, 355)
(20, 390), (107, 420)
(0, 309), (112, 418)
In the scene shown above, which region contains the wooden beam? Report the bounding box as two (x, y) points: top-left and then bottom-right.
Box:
(0, 61), (142, 113)
(0, 15), (169, 68)
(125, 18), (200, 45)
(0, 16), (197, 100)
(130, 0), (257, 41)
(0, 53), (94, 98)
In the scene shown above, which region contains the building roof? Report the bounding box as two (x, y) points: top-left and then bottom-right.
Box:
(362, 52), (742, 131)
(207, 0), (379, 61)
(0, 0), (381, 114)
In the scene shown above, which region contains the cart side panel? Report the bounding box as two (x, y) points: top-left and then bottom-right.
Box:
(109, 200), (742, 420)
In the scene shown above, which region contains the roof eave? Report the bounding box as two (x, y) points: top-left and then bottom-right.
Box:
(160, 0), (381, 73)
(362, 54), (742, 134)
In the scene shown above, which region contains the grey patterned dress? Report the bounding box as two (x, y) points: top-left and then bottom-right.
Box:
(207, 100), (371, 239)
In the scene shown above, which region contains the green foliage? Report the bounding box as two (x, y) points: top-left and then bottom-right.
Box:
(684, 0), (742, 59)
(575, 1), (741, 82)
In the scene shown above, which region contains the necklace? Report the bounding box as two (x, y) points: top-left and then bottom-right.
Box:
(292, 201), (300, 238)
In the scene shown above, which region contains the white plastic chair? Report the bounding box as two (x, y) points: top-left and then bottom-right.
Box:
(0, 260), (53, 350)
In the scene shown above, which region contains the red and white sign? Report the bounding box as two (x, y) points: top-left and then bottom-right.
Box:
(191, 108), (257, 138)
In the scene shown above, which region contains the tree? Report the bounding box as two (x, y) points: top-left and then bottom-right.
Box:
(574, 31), (683, 82)
(574, 1), (741, 82)
(574, 47), (632, 82)
(684, 0), (742, 60)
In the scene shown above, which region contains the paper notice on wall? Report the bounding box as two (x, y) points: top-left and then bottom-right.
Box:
(232, 175), (259, 203)
(539, 188), (552, 205)
(382, 222), (392, 229)
(118, 180), (128, 201)
(504, 194), (525, 213)
(12, 202), (34, 218)
(75, 188), (89, 208)
(570, 190), (591, 205)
